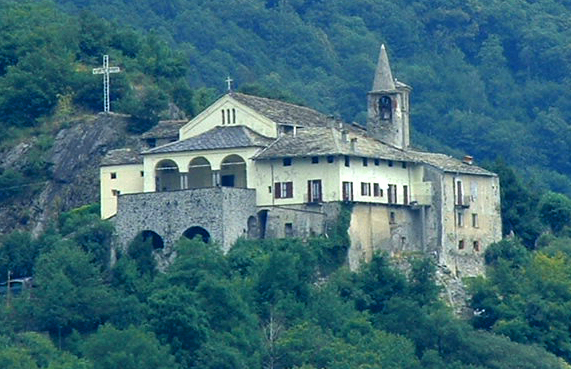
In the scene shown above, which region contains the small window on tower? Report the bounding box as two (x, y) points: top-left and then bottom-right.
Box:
(379, 96), (392, 121)
(283, 158), (292, 166)
(327, 156), (335, 163)
(311, 156), (319, 164)
(110, 172), (117, 179)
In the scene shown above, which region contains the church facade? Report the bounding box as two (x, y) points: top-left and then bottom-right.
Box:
(100, 45), (502, 276)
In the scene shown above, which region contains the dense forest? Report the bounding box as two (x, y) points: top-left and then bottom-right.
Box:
(3, 0), (571, 367)
(0, 202), (570, 369)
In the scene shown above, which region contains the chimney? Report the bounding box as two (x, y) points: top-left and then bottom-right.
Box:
(350, 138), (358, 151)
(462, 155), (473, 165)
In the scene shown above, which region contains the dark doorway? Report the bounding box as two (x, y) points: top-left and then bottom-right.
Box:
(183, 226), (210, 243)
(258, 210), (269, 239)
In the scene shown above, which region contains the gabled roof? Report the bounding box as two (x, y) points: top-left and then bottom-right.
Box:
(406, 150), (496, 176)
(253, 126), (412, 162)
(143, 125), (273, 155)
(253, 126), (496, 176)
(101, 148), (142, 166)
(230, 92), (330, 128)
(141, 120), (186, 140)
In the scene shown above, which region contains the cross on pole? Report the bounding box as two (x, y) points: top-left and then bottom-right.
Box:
(225, 76), (233, 92)
(93, 55), (121, 113)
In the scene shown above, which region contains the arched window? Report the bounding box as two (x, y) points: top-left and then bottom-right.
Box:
(379, 96), (392, 121)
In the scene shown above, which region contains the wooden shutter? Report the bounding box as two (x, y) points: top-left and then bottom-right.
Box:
(286, 182), (293, 198)
(275, 182), (281, 199)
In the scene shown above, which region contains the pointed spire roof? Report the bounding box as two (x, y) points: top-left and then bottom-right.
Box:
(372, 44), (396, 92)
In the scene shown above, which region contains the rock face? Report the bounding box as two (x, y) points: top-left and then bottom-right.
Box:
(0, 113), (140, 236)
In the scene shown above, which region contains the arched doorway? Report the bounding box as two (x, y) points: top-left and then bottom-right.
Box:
(220, 154), (246, 188)
(155, 159), (180, 192)
(183, 226), (210, 243)
(188, 157), (213, 188)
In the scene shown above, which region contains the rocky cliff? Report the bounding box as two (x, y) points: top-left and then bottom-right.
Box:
(0, 113), (141, 236)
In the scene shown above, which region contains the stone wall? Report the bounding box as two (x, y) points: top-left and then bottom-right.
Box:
(112, 187), (257, 258)
(347, 203), (425, 270)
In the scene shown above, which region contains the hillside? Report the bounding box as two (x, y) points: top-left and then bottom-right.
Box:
(47, 0), (571, 195)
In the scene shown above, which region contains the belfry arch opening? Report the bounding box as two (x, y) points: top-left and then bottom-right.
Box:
(183, 226), (210, 243)
(379, 96), (392, 121)
(220, 154), (246, 188)
(155, 159), (180, 192)
(188, 157), (213, 188)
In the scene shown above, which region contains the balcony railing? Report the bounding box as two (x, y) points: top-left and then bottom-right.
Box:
(455, 195), (471, 208)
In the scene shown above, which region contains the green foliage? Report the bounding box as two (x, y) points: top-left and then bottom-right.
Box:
(81, 324), (179, 369)
(539, 192), (571, 234)
(30, 241), (115, 334)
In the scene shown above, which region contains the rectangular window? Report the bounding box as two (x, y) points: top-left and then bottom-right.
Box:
(472, 213), (479, 228)
(457, 212), (464, 227)
(221, 110), (225, 124)
(389, 211), (396, 224)
(307, 179), (322, 203)
(456, 179), (464, 205)
(388, 184), (397, 204)
(388, 160), (393, 167)
(458, 240), (465, 250)
(311, 156), (319, 164)
(402, 162), (407, 169)
(342, 181), (353, 201)
(283, 157), (292, 166)
(344, 156), (350, 167)
(403, 185), (409, 205)
(373, 183), (380, 197)
(232, 108), (236, 123)
(274, 182), (293, 199)
(110, 172), (117, 179)
(361, 182), (371, 196)
(473, 240), (480, 252)
(140, 171), (144, 177)
(362, 158), (368, 167)
(374, 158), (380, 166)
(284, 223), (293, 238)
(327, 156), (335, 163)
(111, 189), (120, 196)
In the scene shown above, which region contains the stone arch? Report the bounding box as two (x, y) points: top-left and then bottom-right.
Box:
(183, 226), (210, 243)
(155, 159), (180, 192)
(188, 157), (212, 188)
(140, 230), (165, 249)
(220, 154), (246, 188)
(247, 216), (258, 239)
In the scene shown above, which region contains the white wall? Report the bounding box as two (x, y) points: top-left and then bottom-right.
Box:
(179, 96), (278, 140)
(100, 164), (144, 219)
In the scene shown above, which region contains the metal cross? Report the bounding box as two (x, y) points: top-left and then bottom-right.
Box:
(225, 76), (233, 92)
(93, 55), (121, 113)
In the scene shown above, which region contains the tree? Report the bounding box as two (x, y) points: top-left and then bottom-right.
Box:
(539, 192), (571, 233)
(81, 325), (179, 369)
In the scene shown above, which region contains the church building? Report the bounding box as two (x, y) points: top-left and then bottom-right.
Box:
(100, 45), (502, 276)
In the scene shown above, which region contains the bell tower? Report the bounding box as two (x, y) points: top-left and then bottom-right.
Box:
(367, 45), (411, 149)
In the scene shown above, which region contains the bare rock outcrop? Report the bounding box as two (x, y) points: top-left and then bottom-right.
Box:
(0, 113), (141, 236)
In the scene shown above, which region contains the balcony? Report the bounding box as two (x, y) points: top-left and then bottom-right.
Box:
(455, 195), (471, 208)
